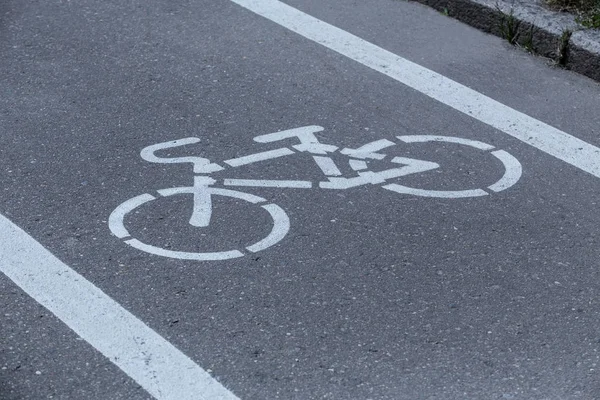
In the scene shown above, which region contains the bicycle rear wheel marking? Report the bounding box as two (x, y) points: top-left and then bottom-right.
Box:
(246, 204), (290, 253)
(124, 239), (245, 261)
(109, 194), (156, 239)
(108, 187), (289, 261)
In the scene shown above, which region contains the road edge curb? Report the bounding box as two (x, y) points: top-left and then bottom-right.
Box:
(407, 0), (600, 83)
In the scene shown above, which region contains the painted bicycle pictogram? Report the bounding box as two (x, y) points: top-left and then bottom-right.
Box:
(109, 125), (522, 260)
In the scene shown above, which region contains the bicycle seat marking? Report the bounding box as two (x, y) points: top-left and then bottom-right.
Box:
(109, 125), (522, 261)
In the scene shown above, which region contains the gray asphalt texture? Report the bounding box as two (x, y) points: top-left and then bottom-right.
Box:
(2, 0), (600, 399)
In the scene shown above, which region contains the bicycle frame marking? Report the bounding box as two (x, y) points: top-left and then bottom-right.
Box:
(109, 125), (522, 261)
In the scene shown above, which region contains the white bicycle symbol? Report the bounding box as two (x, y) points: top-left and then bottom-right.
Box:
(109, 125), (521, 261)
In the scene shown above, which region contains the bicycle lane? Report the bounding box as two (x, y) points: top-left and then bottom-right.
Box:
(2, 0), (600, 399)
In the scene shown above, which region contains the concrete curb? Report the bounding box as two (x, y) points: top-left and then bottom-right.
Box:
(408, 0), (600, 82)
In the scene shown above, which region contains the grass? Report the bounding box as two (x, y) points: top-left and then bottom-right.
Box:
(496, 6), (536, 51)
(557, 29), (572, 65)
(577, 10), (600, 28)
(495, 5), (572, 66)
(497, 6), (522, 45)
(547, 0), (600, 28)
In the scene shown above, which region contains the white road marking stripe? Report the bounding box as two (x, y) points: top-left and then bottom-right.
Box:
(125, 239), (245, 261)
(224, 148), (294, 167)
(109, 193), (155, 238)
(224, 179), (312, 188)
(141, 138), (224, 174)
(488, 150), (523, 192)
(230, 0), (600, 179)
(349, 159), (368, 171)
(246, 204), (291, 253)
(341, 139), (395, 160)
(397, 135), (495, 151)
(383, 184), (489, 198)
(312, 156), (342, 176)
(0, 214), (240, 400)
(189, 176), (216, 228)
(321, 155), (439, 189)
(253, 125), (324, 143)
(157, 186), (268, 204)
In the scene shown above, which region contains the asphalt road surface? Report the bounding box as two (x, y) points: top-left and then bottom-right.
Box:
(2, 0), (600, 399)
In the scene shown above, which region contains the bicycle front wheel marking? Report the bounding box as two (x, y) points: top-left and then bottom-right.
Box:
(108, 187), (290, 261)
(383, 185), (488, 198)
(380, 136), (522, 198)
(487, 150), (522, 192)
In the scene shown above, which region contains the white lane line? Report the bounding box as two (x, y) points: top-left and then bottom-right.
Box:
(230, 0), (600, 179)
(224, 148), (294, 167)
(224, 179), (312, 188)
(0, 213), (239, 400)
(312, 156), (342, 176)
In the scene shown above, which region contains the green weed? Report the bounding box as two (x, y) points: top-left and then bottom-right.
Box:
(497, 6), (522, 44)
(547, 0), (600, 29)
(557, 29), (572, 65)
